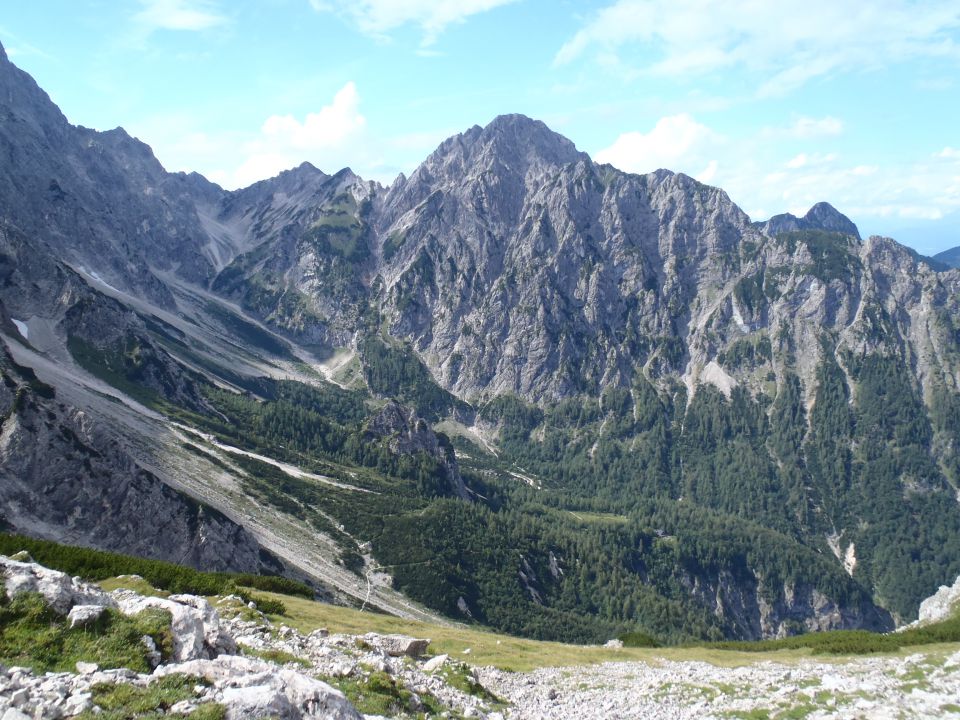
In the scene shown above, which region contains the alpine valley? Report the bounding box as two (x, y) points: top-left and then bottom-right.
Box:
(2, 40), (960, 645)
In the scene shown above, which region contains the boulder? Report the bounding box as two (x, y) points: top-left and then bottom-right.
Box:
(0, 556), (114, 615)
(155, 655), (362, 719)
(169, 594), (237, 655)
(67, 605), (107, 628)
(114, 591), (234, 662)
(364, 633), (430, 657)
(422, 654), (449, 673)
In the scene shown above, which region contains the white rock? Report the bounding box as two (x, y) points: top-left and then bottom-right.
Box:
(115, 593), (233, 662)
(363, 633), (430, 657)
(168, 594), (237, 655)
(154, 655), (362, 719)
(63, 692), (91, 715)
(169, 700), (197, 715)
(604, 639), (624, 649)
(422, 654), (449, 673)
(1, 710), (31, 720)
(74, 662), (98, 675)
(67, 605), (106, 629)
(0, 557), (114, 615)
(917, 575), (960, 625)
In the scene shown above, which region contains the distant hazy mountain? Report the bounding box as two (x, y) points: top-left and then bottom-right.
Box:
(3, 40), (960, 642)
(935, 245), (960, 268)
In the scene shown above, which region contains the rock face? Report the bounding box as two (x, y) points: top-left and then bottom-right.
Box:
(915, 574), (960, 625)
(757, 201), (862, 239)
(0, 340), (275, 576)
(934, 244), (960, 268)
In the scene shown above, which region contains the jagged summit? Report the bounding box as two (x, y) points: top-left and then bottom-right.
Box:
(474, 113), (584, 166)
(414, 113), (585, 182)
(758, 201), (861, 239)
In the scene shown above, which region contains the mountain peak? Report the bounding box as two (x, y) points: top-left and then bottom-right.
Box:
(803, 202), (860, 238)
(758, 201), (861, 240)
(475, 113), (583, 167)
(0, 40), (7, 63)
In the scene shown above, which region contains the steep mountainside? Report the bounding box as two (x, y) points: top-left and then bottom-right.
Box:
(2, 41), (959, 642)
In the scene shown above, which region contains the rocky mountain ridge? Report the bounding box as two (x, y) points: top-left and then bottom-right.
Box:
(2, 40), (960, 641)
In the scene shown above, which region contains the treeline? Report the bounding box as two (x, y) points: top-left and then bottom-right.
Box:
(0, 533), (313, 599)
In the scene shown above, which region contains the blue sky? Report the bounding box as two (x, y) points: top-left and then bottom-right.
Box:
(2, 0), (959, 252)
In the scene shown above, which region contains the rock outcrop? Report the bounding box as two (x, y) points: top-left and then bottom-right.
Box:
(153, 656), (361, 720)
(0, 556), (232, 663)
(365, 400), (470, 500)
(914, 574), (960, 626)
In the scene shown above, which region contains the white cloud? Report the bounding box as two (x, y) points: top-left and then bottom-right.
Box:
(312, 0), (519, 45)
(785, 152), (837, 169)
(937, 146), (960, 159)
(787, 116), (844, 138)
(222, 81), (367, 188)
(133, 81), (447, 189)
(594, 113), (721, 176)
(133, 0), (226, 32)
(555, 0), (960, 94)
(697, 159), (718, 183)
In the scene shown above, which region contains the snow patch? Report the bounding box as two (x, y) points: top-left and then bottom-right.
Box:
(11, 318), (28, 340)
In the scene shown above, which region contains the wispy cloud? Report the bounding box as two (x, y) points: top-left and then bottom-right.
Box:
(133, 0), (227, 33)
(592, 112), (960, 232)
(594, 113), (722, 180)
(0, 26), (53, 61)
(555, 0), (960, 95)
(310, 0), (519, 46)
(215, 81), (367, 188)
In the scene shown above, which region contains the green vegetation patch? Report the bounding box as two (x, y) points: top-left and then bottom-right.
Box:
(75, 675), (224, 720)
(0, 588), (172, 673)
(202, 300), (296, 360)
(0, 533), (314, 599)
(706, 611), (960, 654)
(323, 669), (446, 717)
(359, 334), (466, 421)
